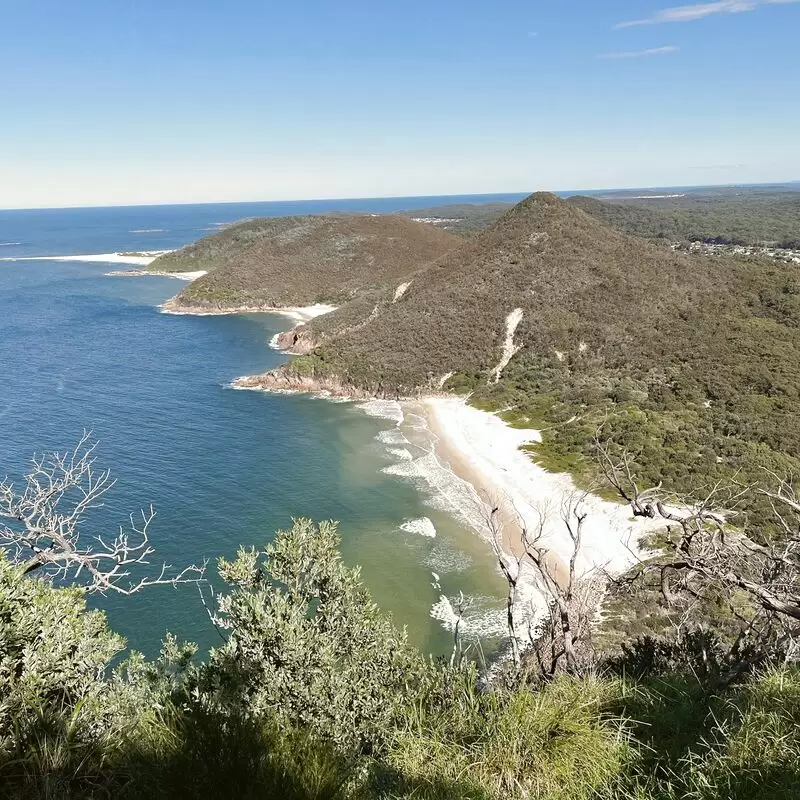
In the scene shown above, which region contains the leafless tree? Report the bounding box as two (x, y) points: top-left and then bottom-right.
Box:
(484, 502), (524, 669)
(596, 437), (800, 676)
(0, 433), (205, 594)
(485, 491), (602, 678)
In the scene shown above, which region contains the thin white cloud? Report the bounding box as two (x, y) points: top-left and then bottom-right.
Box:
(616, 0), (799, 28)
(690, 163), (747, 169)
(597, 45), (680, 59)
(527, 31), (539, 37)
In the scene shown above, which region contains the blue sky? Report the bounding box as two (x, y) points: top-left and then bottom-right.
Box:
(2, 0), (798, 208)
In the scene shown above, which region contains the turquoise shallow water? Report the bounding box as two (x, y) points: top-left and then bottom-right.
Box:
(0, 198), (514, 657)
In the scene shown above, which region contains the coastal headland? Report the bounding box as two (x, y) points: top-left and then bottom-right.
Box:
(108, 187), (800, 640)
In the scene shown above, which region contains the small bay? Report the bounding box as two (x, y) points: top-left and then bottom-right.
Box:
(0, 197), (520, 657)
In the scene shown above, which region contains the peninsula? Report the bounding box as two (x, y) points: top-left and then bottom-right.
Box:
(148, 189), (800, 634)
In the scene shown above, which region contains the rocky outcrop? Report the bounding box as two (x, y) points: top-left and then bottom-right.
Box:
(229, 366), (444, 400)
(160, 295), (292, 316)
(231, 370), (377, 398)
(272, 325), (321, 355)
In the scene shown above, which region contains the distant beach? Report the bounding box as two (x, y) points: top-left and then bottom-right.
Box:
(159, 297), (337, 322)
(0, 250), (173, 267)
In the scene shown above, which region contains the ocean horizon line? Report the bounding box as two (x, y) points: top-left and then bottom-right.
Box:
(1, 179), (798, 213)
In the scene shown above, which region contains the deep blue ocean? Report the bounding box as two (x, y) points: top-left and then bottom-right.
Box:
(0, 194), (523, 657)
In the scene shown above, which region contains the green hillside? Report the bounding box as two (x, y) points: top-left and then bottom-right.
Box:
(279, 192), (800, 502)
(302, 192), (719, 390)
(150, 214), (459, 310)
(569, 191), (800, 245)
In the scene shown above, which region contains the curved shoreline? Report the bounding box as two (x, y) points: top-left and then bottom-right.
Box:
(227, 370), (660, 578)
(229, 364), (662, 627)
(1, 251), (174, 267)
(138, 274), (661, 645)
(107, 268), (208, 280)
(159, 296), (337, 323)
(418, 397), (661, 577)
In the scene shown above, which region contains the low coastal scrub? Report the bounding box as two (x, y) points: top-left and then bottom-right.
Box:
(3, 518), (800, 799)
(150, 214), (457, 310)
(292, 193), (800, 526)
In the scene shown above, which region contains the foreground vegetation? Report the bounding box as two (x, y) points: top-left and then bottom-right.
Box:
(3, 514), (800, 800)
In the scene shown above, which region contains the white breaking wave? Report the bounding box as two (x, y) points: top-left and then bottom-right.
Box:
(423, 543), (472, 574)
(386, 447), (413, 461)
(376, 428), (409, 446)
(400, 517), (437, 538)
(381, 451), (488, 535)
(402, 412), (430, 431)
(356, 399), (404, 425)
(0, 242), (21, 247)
(129, 228), (166, 233)
(430, 594), (509, 640)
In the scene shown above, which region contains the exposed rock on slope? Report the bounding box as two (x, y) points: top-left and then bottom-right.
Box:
(149, 215), (460, 312)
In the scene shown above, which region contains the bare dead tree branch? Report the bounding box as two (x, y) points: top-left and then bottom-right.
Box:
(0, 433), (206, 594)
(596, 437), (800, 672)
(482, 484), (604, 679)
(483, 502), (524, 669)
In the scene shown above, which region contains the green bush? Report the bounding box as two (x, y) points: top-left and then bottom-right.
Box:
(4, 521), (800, 799)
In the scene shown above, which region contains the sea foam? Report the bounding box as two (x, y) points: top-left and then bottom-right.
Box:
(400, 517), (437, 538)
(376, 428), (408, 446)
(357, 399), (404, 425)
(423, 542), (473, 574)
(386, 447), (413, 461)
(381, 452), (489, 536)
(430, 594), (509, 640)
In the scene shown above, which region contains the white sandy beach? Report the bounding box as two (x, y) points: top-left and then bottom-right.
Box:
(107, 268), (208, 280)
(420, 396), (661, 580)
(0, 250), (174, 267)
(160, 301), (337, 322)
(277, 304), (337, 323)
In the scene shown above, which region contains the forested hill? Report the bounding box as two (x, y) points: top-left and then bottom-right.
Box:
(149, 214), (460, 310)
(569, 191), (800, 246)
(301, 191), (725, 392)
(283, 191), (800, 499)
(397, 189), (800, 247)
